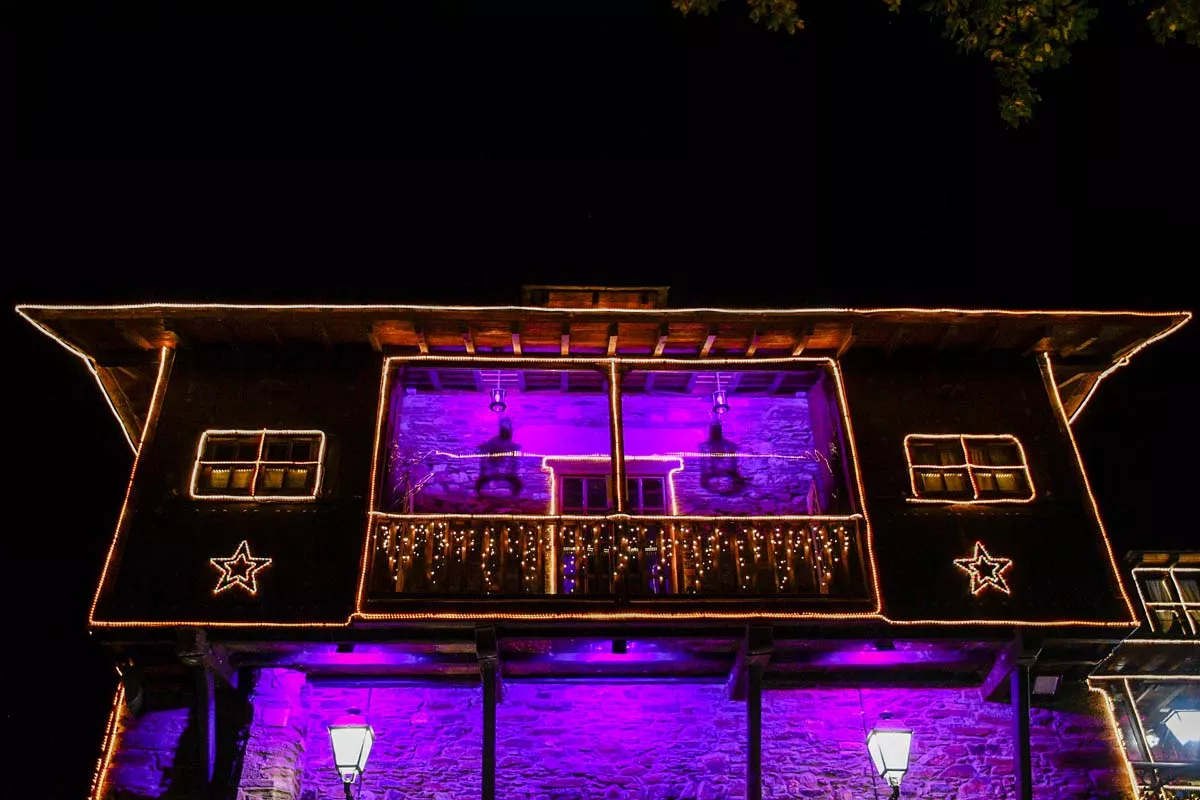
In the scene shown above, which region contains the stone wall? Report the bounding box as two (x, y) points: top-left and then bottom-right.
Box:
(99, 681), (195, 799)
(99, 671), (1129, 800)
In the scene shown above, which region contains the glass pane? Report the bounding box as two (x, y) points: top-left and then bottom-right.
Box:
(938, 445), (963, 466)
(1145, 578), (1175, 603)
(206, 467), (230, 489)
(943, 472), (968, 493)
(284, 467), (310, 490)
(910, 444), (941, 466)
(918, 472), (945, 493)
(264, 441), (290, 461)
(974, 471), (997, 491)
(586, 478), (610, 512)
(967, 445), (988, 465)
(986, 443), (1021, 466)
(1154, 609), (1184, 633)
(1109, 691), (1147, 762)
(385, 367), (611, 514)
(1131, 681), (1200, 763)
(994, 471), (1020, 492)
(1178, 577), (1199, 603)
(626, 478), (639, 508)
(230, 468), (254, 490)
(208, 440), (238, 461)
(291, 441), (312, 462)
(641, 478), (665, 511)
(261, 468), (285, 490)
(237, 440), (260, 461)
(561, 478), (584, 512)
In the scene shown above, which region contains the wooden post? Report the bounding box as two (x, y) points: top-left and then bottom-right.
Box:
(477, 626), (499, 800)
(198, 666), (216, 788)
(747, 660), (763, 800)
(1012, 663), (1033, 800)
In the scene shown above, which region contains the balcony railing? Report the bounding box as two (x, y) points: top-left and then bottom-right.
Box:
(365, 515), (870, 602)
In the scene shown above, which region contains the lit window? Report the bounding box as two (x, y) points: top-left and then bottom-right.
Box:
(905, 434), (1033, 503)
(191, 430), (326, 501)
(626, 477), (667, 513)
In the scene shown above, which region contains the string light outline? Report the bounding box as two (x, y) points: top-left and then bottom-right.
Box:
(68, 344), (1147, 628)
(89, 346), (173, 626)
(15, 310), (138, 452)
(1088, 674), (1200, 681)
(539, 456), (684, 516)
(354, 356), (395, 613)
(1130, 565), (1200, 635)
(1041, 353), (1141, 624)
(1068, 312), (1193, 424)
(1086, 683), (1140, 798)
(88, 680), (125, 800)
(210, 540), (273, 595)
(903, 433), (1036, 504)
(188, 429), (327, 502)
(953, 541), (1014, 595)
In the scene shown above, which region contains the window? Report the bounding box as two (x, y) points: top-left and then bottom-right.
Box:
(626, 477), (667, 513)
(560, 476), (611, 513)
(905, 434), (1033, 503)
(191, 430), (326, 500)
(1134, 565), (1200, 635)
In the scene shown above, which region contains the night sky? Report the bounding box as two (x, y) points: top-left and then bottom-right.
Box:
(4, 2), (1197, 797)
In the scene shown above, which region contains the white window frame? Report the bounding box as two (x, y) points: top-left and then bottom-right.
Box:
(190, 429), (327, 502)
(1132, 565), (1200, 635)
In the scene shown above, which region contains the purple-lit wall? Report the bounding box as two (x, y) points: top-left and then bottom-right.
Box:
(98, 671), (1127, 799)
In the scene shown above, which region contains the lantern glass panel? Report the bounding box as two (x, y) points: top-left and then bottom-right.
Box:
(866, 728), (912, 787)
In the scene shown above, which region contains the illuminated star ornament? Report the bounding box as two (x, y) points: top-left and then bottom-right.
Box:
(953, 541), (1013, 596)
(210, 540), (273, 595)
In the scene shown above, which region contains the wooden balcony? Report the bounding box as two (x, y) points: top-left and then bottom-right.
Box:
(364, 515), (871, 609)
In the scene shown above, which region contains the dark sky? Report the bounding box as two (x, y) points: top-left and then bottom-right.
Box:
(3, 2), (1197, 797)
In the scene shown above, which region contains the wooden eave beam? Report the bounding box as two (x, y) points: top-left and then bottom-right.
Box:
(510, 322), (522, 356)
(791, 324), (814, 356)
(745, 329), (761, 358)
(654, 324), (669, 357)
(413, 322), (429, 355)
(936, 324), (959, 352)
(700, 325), (718, 358)
(1021, 326), (1054, 357)
(977, 326), (1003, 356)
(175, 628), (238, 689)
(836, 326), (856, 359)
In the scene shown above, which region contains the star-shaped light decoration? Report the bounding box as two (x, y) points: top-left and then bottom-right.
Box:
(210, 540), (273, 595)
(953, 541), (1013, 596)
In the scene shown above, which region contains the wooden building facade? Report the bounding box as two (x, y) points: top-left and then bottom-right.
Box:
(17, 290), (1196, 800)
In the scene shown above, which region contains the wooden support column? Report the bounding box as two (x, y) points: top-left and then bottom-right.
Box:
(747, 660), (763, 800)
(177, 628), (237, 790)
(1012, 662), (1033, 800)
(608, 362), (625, 512)
(477, 627), (499, 800)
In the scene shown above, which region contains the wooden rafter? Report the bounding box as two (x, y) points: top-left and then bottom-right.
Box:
(654, 324), (669, 357)
(462, 325), (476, 355)
(560, 323), (570, 356)
(791, 324), (813, 356)
(699, 325), (718, 358)
(884, 326), (907, 357)
(113, 320), (154, 350)
(607, 323), (619, 356)
(836, 326), (856, 358)
(977, 326), (1003, 355)
(936, 324), (959, 352)
(745, 328), (761, 358)
(413, 323), (429, 355)
(510, 322), (522, 356)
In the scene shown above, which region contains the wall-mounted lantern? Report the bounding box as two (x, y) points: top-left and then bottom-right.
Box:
(866, 719), (913, 799)
(329, 707), (375, 798)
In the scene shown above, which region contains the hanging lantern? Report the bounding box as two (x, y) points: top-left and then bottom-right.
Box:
(711, 387), (730, 415)
(489, 386), (507, 413)
(866, 724), (913, 798)
(699, 421), (745, 495)
(328, 708), (375, 787)
(476, 418), (523, 499)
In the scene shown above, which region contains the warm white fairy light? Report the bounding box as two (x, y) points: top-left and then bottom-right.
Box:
(88, 681), (126, 800)
(953, 541), (1014, 596)
(210, 540), (273, 595)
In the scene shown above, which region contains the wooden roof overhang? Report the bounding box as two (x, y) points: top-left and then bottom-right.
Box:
(16, 303), (1191, 449)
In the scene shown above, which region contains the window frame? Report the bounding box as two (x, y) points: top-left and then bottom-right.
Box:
(904, 433), (1035, 504)
(558, 475), (612, 514)
(1133, 565), (1200, 635)
(190, 429), (327, 502)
